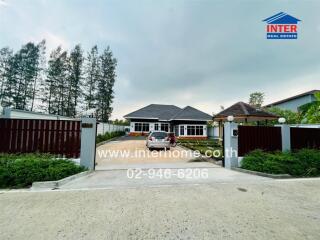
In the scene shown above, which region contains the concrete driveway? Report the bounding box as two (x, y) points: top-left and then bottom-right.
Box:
(96, 136), (200, 169)
(1, 178), (320, 240)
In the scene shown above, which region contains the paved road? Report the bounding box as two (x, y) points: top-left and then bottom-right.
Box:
(60, 163), (268, 190)
(1, 178), (319, 240)
(96, 136), (198, 169)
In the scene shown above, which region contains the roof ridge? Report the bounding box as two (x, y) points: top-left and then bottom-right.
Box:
(239, 102), (249, 115)
(169, 107), (186, 120)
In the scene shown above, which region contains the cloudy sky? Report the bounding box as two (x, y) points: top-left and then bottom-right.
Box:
(1, 0), (319, 119)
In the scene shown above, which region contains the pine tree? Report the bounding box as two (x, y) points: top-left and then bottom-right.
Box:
(0, 47), (13, 107)
(43, 46), (68, 115)
(3, 42), (43, 110)
(83, 46), (99, 110)
(66, 44), (83, 117)
(30, 40), (46, 111)
(96, 46), (117, 122)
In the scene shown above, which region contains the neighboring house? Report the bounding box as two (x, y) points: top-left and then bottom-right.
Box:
(264, 90), (320, 112)
(124, 104), (212, 139)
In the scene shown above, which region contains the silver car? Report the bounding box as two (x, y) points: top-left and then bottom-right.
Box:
(146, 131), (170, 150)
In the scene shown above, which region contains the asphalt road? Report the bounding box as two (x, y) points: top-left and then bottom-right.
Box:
(1, 178), (320, 240)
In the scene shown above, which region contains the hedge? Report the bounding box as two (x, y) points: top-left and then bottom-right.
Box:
(96, 131), (125, 144)
(241, 149), (320, 177)
(0, 153), (86, 188)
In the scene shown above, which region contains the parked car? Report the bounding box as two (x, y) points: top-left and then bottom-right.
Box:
(146, 131), (170, 150)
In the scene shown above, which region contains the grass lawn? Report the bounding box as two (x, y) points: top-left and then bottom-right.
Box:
(178, 139), (223, 159)
(0, 153), (86, 188)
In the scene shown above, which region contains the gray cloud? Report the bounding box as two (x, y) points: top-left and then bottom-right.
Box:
(1, 0), (319, 118)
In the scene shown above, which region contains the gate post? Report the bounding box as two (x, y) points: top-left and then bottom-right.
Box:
(80, 117), (97, 170)
(280, 124), (291, 152)
(224, 121), (239, 169)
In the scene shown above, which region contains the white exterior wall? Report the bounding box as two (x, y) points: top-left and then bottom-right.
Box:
(177, 124), (207, 137)
(97, 122), (126, 135)
(207, 126), (219, 138)
(129, 121), (209, 137)
(3, 108), (76, 120)
(130, 121), (167, 133)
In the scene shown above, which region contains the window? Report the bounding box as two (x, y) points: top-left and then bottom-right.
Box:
(196, 126), (203, 135)
(180, 125), (184, 136)
(134, 123), (149, 132)
(154, 123), (159, 130)
(134, 123), (142, 131)
(187, 126), (195, 135)
(160, 123), (169, 132)
(142, 123), (149, 132)
(151, 132), (168, 139)
(186, 125), (203, 136)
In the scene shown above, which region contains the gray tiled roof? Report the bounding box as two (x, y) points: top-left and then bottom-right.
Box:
(124, 104), (182, 121)
(171, 106), (212, 120)
(124, 104), (212, 121)
(214, 102), (278, 118)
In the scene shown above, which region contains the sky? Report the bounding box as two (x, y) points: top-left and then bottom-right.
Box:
(0, 0), (320, 119)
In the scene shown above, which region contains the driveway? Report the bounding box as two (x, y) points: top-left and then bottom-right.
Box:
(1, 178), (319, 240)
(96, 136), (200, 169)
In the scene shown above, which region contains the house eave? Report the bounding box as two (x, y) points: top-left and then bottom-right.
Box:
(124, 117), (159, 120)
(170, 118), (210, 121)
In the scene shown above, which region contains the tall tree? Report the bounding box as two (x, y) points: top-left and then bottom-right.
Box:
(83, 46), (100, 110)
(96, 46), (117, 122)
(249, 92), (265, 108)
(0, 47), (13, 107)
(4, 42), (43, 110)
(43, 46), (68, 115)
(66, 44), (83, 117)
(30, 40), (46, 111)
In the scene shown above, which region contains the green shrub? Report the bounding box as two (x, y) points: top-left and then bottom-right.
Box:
(241, 149), (320, 177)
(0, 153), (86, 188)
(96, 131), (125, 144)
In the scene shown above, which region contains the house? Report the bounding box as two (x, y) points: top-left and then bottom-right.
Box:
(124, 104), (212, 139)
(264, 90), (320, 112)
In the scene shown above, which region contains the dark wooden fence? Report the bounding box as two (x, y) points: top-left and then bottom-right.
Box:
(291, 127), (320, 150)
(238, 126), (282, 156)
(0, 119), (81, 157)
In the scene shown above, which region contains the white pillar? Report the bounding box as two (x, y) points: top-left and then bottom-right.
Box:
(80, 117), (97, 170)
(3, 108), (11, 118)
(224, 122), (239, 169)
(281, 124), (291, 152)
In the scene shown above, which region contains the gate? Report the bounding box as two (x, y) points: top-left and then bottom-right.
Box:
(238, 125), (282, 156)
(291, 127), (320, 150)
(0, 119), (81, 157)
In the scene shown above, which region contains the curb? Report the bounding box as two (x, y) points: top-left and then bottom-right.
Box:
(96, 136), (124, 147)
(31, 170), (93, 189)
(231, 167), (292, 179)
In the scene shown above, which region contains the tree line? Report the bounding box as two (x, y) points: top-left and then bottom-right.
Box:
(0, 40), (117, 122)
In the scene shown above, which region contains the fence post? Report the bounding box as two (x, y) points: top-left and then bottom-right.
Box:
(281, 124), (291, 152)
(224, 121), (239, 169)
(3, 108), (11, 118)
(80, 117), (97, 170)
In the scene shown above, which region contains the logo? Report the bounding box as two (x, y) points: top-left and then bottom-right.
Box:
(263, 12), (301, 39)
